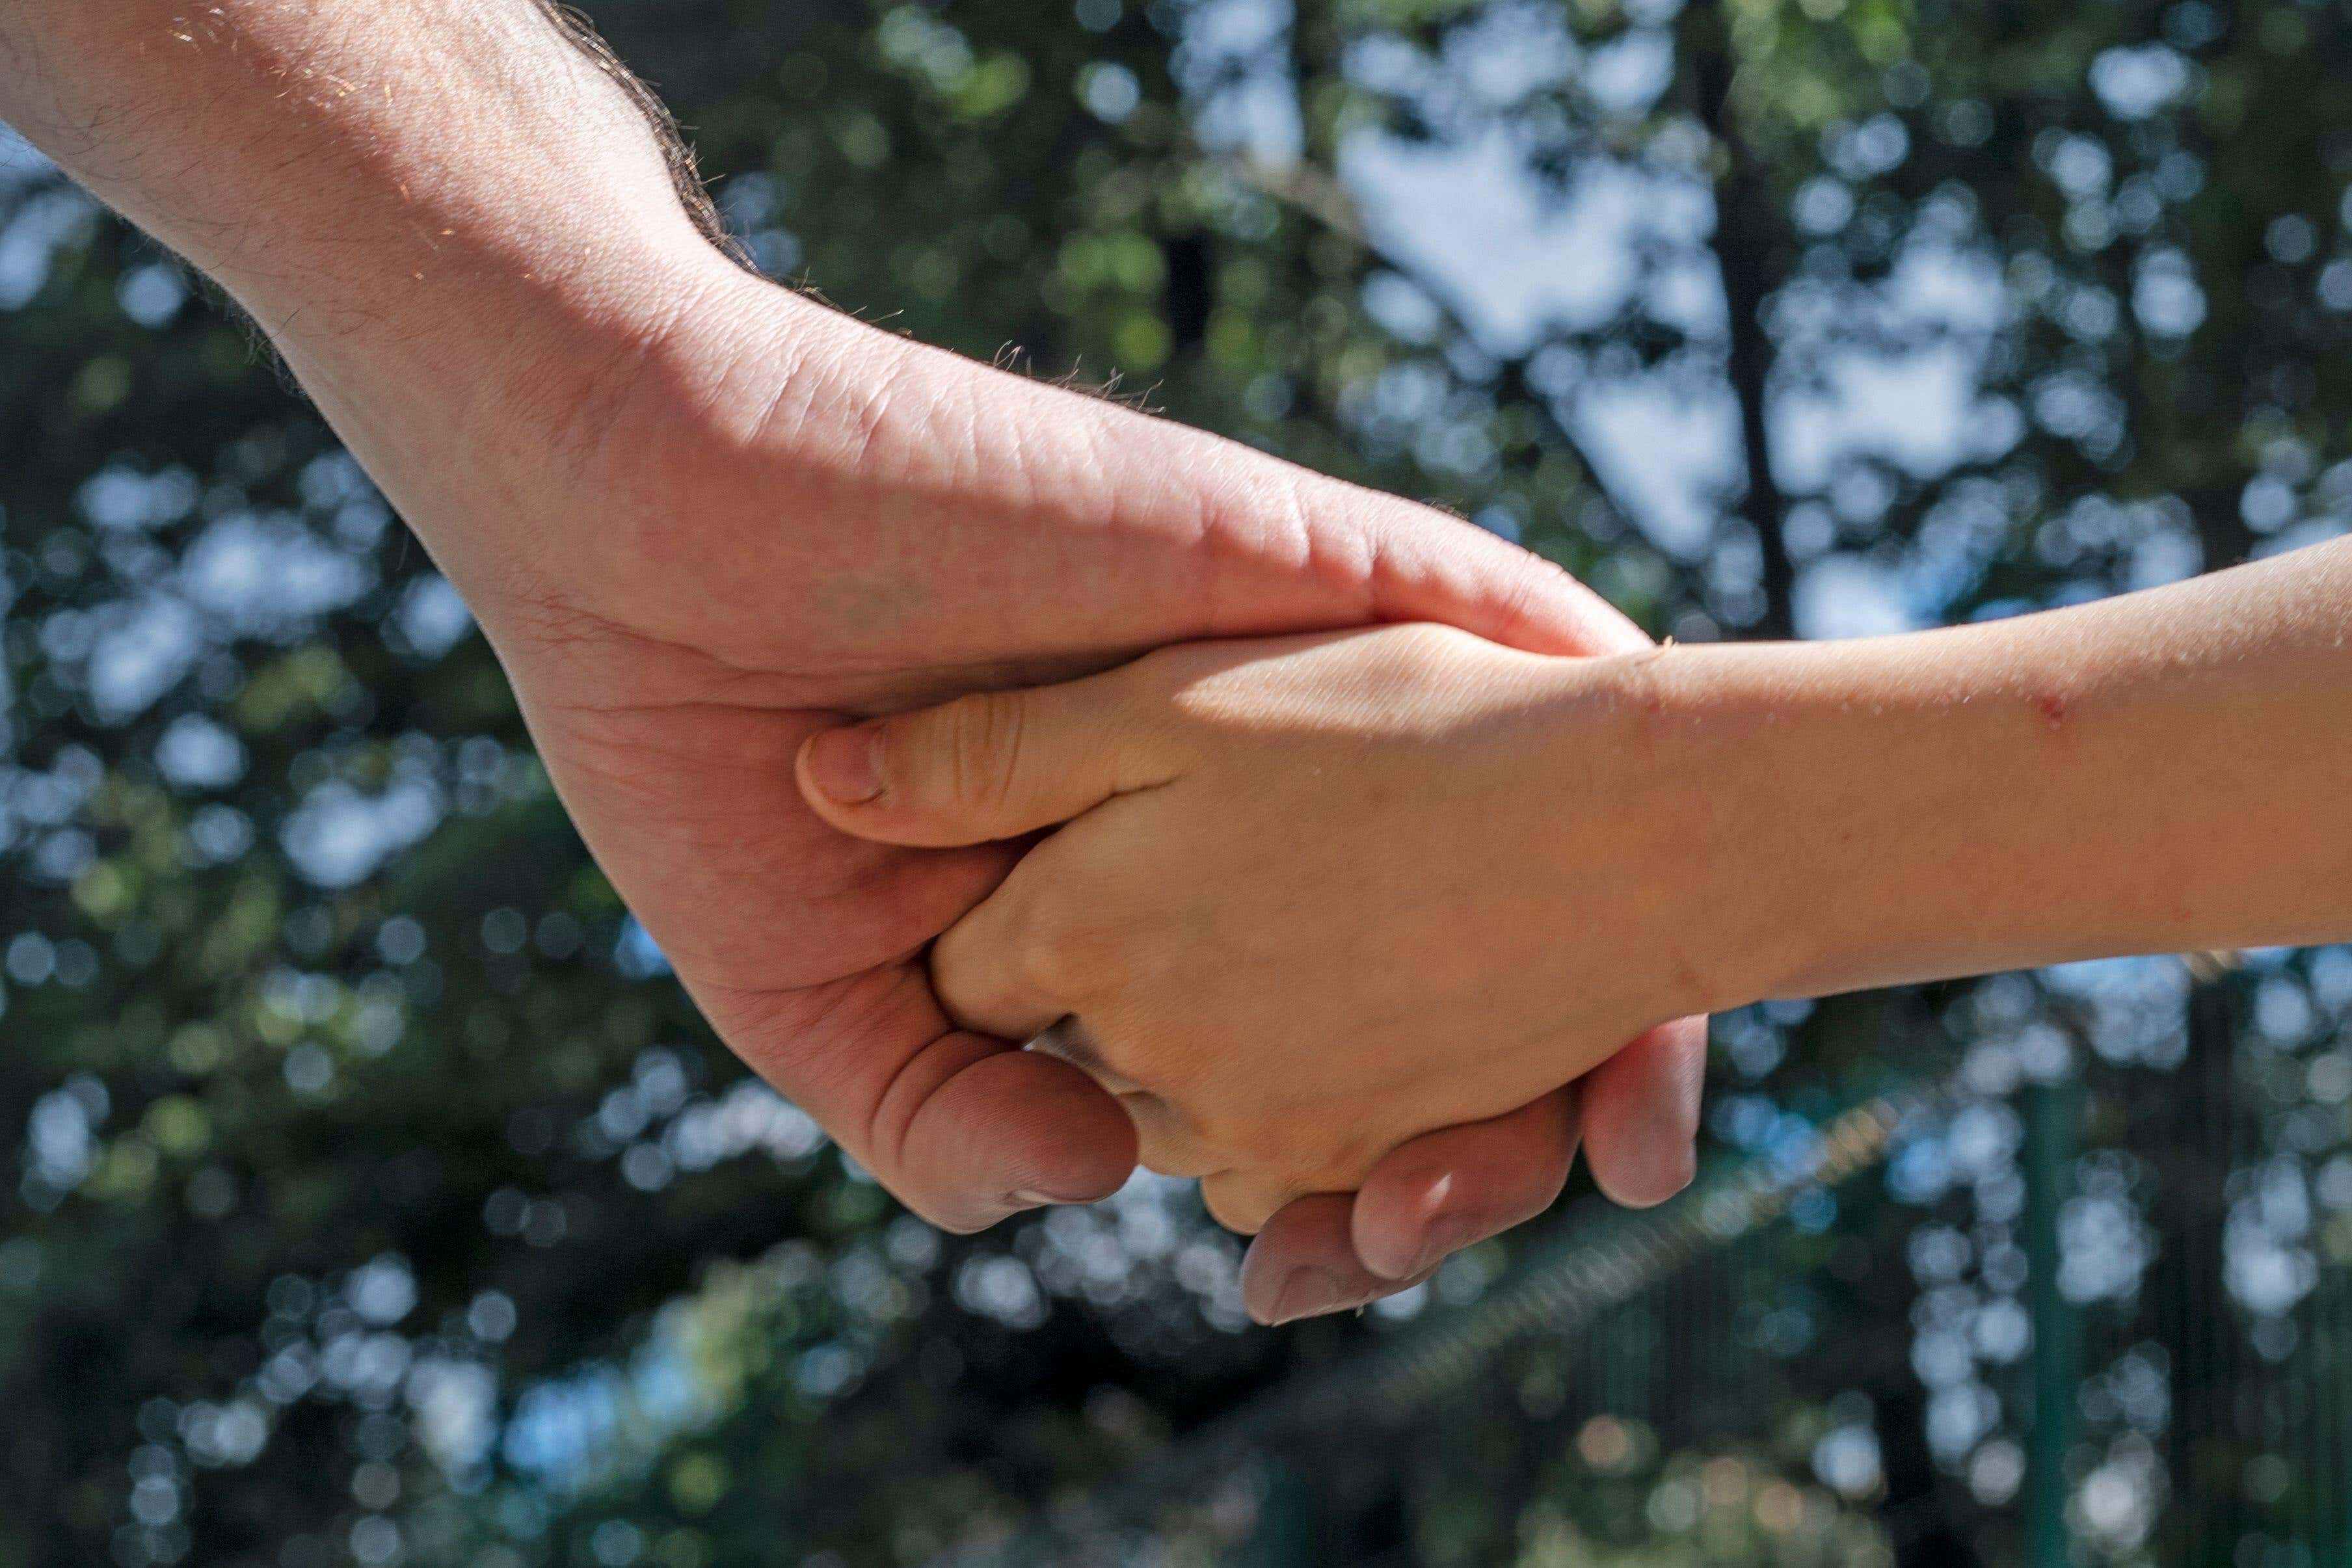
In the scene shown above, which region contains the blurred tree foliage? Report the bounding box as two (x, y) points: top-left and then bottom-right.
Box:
(5, 0), (2352, 1565)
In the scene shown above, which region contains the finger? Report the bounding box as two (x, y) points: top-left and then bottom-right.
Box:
(1348, 1090), (1581, 1281)
(1031, 1022), (1222, 1176)
(1123, 1091), (1225, 1179)
(1240, 1193), (1439, 1326)
(794, 670), (1181, 848)
(1200, 1168), (1303, 1237)
(1025, 1018), (1225, 1177)
(929, 876), (1070, 1042)
(696, 962), (1137, 1232)
(884, 1035), (1140, 1227)
(929, 808), (1160, 1041)
(1577, 1016), (1707, 1208)
(1347, 491), (1653, 658)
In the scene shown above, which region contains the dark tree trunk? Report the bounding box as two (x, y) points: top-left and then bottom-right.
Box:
(1683, 0), (1797, 639)
(2152, 974), (2241, 1558)
(1162, 230), (1214, 358)
(1875, 1385), (1984, 1568)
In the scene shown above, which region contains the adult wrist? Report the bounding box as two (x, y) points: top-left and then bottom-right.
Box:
(7, 0), (743, 513)
(258, 236), (748, 610)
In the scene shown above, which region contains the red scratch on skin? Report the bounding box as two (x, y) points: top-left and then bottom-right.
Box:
(2033, 692), (2069, 731)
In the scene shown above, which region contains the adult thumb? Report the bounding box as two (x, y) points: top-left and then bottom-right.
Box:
(795, 674), (1175, 847)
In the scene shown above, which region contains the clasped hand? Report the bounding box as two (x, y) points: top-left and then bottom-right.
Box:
(799, 624), (1717, 1234)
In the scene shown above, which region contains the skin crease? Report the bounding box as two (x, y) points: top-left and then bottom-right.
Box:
(1, 0), (1705, 1322)
(799, 538), (2352, 1234)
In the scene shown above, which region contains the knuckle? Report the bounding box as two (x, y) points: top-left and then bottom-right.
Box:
(1130, 1099), (1219, 1179)
(1210, 1119), (1380, 1201)
(1011, 903), (1136, 1007)
(1315, 1121), (1402, 1190)
(935, 896), (1066, 1029)
(1141, 1044), (1217, 1105)
(928, 922), (998, 1024)
(1000, 895), (1095, 1006)
(938, 691), (1025, 814)
(1187, 1108), (1262, 1171)
(1095, 1017), (1201, 1109)
(1201, 1170), (1292, 1236)
(1303, 1142), (1380, 1195)
(1002, 899), (1071, 998)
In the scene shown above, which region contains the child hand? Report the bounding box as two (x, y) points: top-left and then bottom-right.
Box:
(798, 540), (2352, 1235)
(795, 624), (1727, 1233)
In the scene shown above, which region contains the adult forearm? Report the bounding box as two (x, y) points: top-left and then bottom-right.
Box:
(0, 0), (717, 317)
(0, 0), (758, 607)
(3, 1), (738, 485)
(1661, 538), (2352, 1007)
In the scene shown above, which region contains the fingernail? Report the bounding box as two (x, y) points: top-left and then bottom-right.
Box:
(1006, 1184), (1105, 1213)
(1264, 1266), (1352, 1326)
(805, 726), (884, 805)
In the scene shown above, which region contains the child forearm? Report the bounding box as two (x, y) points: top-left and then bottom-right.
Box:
(1651, 537), (2352, 1010)
(794, 537), (2352, 1221)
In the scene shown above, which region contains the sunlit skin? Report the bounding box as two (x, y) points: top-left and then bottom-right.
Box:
(801, 539), (2352, 1230)
(1, 0), (1709, 1321)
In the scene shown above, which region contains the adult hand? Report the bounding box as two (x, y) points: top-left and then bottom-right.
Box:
(432, 266), (1705, 1293)
(1, 0), (1704, 1316)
